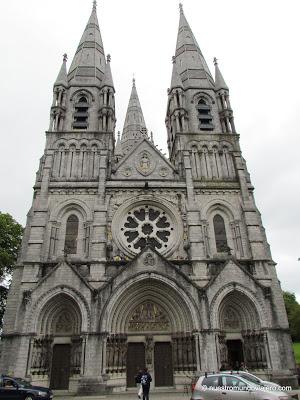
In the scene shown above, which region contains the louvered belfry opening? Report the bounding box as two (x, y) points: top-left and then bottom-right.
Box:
(73, 96), (89, 130)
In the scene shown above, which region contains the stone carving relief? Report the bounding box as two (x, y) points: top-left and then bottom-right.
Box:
(55, 311), (73, 334)
(159, 167), (169, 177)
(144, 252), (156, 266)
(30, 336), (53, 375)
(122, 166), (132, 177)
(135, 151), (156, 176)
(145, 335), (154, 365)
(106, 334), (127, 374)
(223, 308), (240, 330)
(128, 302), (170, 332)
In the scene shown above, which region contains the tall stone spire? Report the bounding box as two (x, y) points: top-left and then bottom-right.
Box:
(98, 54), (116, 133)
(170, 56), (183, 90)
(102, 54), (114, 89)
(214, 57), (229, 91)
(54, 53), (68, 88)
(121, 79), (147, 153)
(175, 4), (214, 89)
(115, 131), (123, 157)
(214, 58), (236, 133)
(68, 1), (106, 85)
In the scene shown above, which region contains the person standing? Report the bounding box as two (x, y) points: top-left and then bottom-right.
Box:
(140, 367), (152, 400)
(135, 368), (143, 399)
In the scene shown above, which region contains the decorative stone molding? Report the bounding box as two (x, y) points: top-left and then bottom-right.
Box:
(112, 196), (183, 257)
(135, 150), (156, 176)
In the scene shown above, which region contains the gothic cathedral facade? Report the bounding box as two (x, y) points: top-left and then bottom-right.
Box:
(0, 2), (297, 393)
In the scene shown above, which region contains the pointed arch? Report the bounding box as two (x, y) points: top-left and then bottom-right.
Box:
(26, 286), (91, 334)
(38, 292), (82, 335)
(210, 283), (267, 330)
(64, 214), (79, 254)
(100, 273), (200, 333)
(213, 214), (228, 253)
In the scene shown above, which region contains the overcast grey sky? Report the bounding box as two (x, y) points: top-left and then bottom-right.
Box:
(0, 0), (299, 300)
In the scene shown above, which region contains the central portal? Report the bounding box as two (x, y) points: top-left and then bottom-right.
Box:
(105, 279), (196, 390)
(126, 340), (173, 388)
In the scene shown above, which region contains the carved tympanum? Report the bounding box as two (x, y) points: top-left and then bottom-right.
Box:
(128, 302), (170, 332)
(223, 308), (240, 330)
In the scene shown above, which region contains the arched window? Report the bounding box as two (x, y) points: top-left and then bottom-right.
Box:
(213, 214), (228, 252)
(197, 99), (213, 130)
(73, 96), (89, 130)
(64, 215), (79, 254)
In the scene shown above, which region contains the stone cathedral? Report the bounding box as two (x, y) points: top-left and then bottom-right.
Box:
(1, 1), (297, 393)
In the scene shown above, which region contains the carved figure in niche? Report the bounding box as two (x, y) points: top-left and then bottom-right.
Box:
(140, 152), (150, 172)
(144, 253), (155, 266)
(135, 151), (155, 176)
(145, 336), (154, 365)
(55, 311), (73, 334)
(223, 307), (240, 330)
(128, 302), (170, 332)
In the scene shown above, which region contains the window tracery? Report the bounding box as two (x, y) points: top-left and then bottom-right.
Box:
(121, 205), (173, 252)
(213, 214), (228, 253)
(64, 214), (79, 254)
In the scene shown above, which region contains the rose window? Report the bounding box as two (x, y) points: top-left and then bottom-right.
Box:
(121, 205), (174, 252)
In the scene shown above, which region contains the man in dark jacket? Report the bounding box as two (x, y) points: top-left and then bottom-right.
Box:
(140, 368), (152, 400)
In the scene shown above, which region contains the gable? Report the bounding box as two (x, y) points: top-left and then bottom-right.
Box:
(101, 247), (193, 292)
(205, 259), (269, 298)
(113, 139), (175, 180)
(32, 260), (94, 296)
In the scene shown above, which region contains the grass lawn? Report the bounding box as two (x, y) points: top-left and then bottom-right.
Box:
(293, 342), (300, 364)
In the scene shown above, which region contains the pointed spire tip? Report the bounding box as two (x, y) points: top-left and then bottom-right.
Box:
(213, 57), (218, 66)
(179, 3), (183, 14)
(63, 53), (68, 62)
(92, 0), (97, 11)
(107, 54), (111, 63)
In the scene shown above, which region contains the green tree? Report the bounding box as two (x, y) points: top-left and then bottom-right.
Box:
(0, 212), (23, 331)
(283, 291), (300, 341)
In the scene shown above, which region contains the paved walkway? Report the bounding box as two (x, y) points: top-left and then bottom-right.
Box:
(54, 390), (191, 400)
(54, 389), (300, 400)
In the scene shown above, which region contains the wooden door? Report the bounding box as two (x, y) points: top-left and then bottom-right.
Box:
(126, 343), (145, 387)
(154, 342), (173, 387)
(50, 344), (71, 389)
(227, 339), (244, 369)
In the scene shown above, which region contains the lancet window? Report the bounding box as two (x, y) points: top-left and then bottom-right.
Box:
(213, 214), (228, 253)
(64, 215), (79, 254)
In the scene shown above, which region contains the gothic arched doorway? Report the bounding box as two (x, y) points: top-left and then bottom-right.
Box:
(31, 293), (83, 390)
(218, 290), (267, 370)
(102, 277), (198, 388)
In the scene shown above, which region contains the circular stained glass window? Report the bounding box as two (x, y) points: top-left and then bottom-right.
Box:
(112, 197), (182, 258)
(121, 205), (174, 252)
